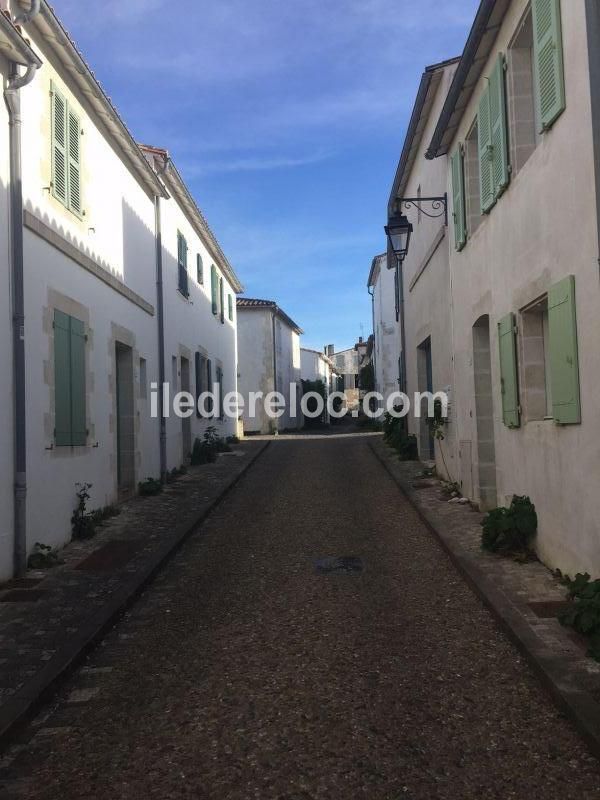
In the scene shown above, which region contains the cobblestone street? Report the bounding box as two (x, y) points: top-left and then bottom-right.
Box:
(2, 435), (600, 799)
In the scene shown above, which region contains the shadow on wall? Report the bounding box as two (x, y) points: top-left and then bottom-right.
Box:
(121, 198), (157, 298)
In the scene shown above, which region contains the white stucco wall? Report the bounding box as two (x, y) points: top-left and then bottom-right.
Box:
(400, 63), (458, 480)
(445, 0), (600, 574)
(0, 53), (13, 575)
(159, 191), (239, 468)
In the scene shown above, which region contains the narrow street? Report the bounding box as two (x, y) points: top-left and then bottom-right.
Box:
(3, 434), (600, 800)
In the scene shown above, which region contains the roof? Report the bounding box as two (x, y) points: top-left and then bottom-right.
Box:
(0, 9), (42, 66)
(388, 56), (460, 212)
(300, 347), (338, 371)
(139, 145), (243, 294)
(426, 0), (511, 159)
(237, 298), (303, 335)
(17, 1), (166, 199)
(367, 253), (387, 288)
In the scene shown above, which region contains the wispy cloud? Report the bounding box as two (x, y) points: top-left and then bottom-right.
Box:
(180, 150), (332, 176)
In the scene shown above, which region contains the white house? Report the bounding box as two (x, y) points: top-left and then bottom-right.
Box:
(140, 145), (243, 467)
(237, 299), (303, 434)
(300, 347), (340, 423)
(0, 1), (242, 580)
(367, 254), (401, 411)
(423, 0), (600, 575)
(386, 58), (460, 479)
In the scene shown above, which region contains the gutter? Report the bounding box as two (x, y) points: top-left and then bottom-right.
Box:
(153, 187), (167, 483)
(271, 311), (279, 434)
(4, 6), (42, 576)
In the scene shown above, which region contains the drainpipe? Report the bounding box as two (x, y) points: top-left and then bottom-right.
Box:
(271, 311), (278, 434)
(5, 52), (41, 574)
(14, 0), (41, 26)
(367, 284), (376, 394)
(154, 159), (169, 483)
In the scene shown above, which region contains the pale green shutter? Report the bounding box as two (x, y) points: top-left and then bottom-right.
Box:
(54, 310), (72, 445)
(211, 265), (218, 315)
(498, 312), (520, 428)
(478, 84), (495, 213)
(489, 55), (510, 199)
(51, 85), (68, 207)
(451, 147), (466, 250)
(548, 275), (580, 424)
(219, 278), (225, 323)
(70, 317), (87, 445)
(533, 0), (566, 131)
(67, 108), (82, 216)
(228, 293), (233, 321)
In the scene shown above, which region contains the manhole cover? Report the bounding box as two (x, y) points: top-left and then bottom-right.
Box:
(75, 540), (141, 571)
(314, 557), (363, 576)
(0, 589), (45, 602)
(528, 601), (572, 618)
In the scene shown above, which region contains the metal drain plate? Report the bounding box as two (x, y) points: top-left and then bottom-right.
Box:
(314, 557), (363, 576)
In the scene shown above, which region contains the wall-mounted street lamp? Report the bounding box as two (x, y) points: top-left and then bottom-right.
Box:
(385, 193), (448, 266)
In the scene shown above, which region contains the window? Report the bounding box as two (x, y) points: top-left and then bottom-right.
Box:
(464, 120), (481, 237)
(478, 54), (509, 214)
(196, 253), (204, 285)
(520, 297), (552, 420)
(211, 265), (218, 315)
(139, 357), (147, 400)
(532, 0), (565, 131)
(547, 275), (580, 424)
(51, 83), (82, 217)
(177, 232), (189, 297)
(508, 9), (540, 176)
(54, 310), (86, 446)
(228, 293), (233, 322)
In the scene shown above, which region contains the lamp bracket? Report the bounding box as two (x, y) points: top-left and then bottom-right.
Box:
(395, 194), (448, 225)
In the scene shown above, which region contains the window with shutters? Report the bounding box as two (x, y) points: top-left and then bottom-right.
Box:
(478, 54), (509, 213)
(548, 275), (580, 424)
(508, 9), (541, 176)
(51, 84), (83, 218)
(54, 310), (87, 447)
(196, 253), (204, 285)
(520, 297), (552, 421)
(464, 120), (482, 236)
(219, 277), (225, 323)
(532, 0), (565, 131)
(177, 232), (189, 297)
(450, 147), (466, 251)
(228, 293), (233, 322)
(498, 312), (521, 429)
(211, 265), (218, 315)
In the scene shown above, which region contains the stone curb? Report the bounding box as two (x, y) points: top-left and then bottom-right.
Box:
(0, 441), (270, 748)
(369, 439), (600, 760)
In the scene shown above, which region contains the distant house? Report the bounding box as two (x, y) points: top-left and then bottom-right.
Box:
(237, 299), (303, 434)
(368, 253), (401, 410)
(300, 347), (341, 423)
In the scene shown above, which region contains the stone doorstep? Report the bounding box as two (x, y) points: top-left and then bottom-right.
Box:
(0, 440), (270, 749)
(369, 438), (600, 761)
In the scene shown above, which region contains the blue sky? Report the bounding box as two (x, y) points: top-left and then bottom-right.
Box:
(52, 0), (478, 351)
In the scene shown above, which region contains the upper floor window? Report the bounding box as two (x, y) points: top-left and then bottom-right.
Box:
(177, 232), (189, 297)
(51, 83), (83, 218)
(211, 265), (218, 315)
(219, 277), (225, 324)
(507, 9), (540, 176)
(228, 293), (233, 322)
(197, 253), (204, 285)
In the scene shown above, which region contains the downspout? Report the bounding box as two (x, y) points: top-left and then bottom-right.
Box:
(5, 52), (41, 574)
(271, 311), (278, 434)
(154, 159), (169, 483)
(367, 284), (376, 393)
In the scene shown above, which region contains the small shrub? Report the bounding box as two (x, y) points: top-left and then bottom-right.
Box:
(138, 477), (162, 497)
(397, 434), (419, 461)
(90, 505), (121, 526)
(71, 482), (96, 540)
(28, 542), (63, 570)
(481, 495), (537, 555)
(559, 573), (600, 661)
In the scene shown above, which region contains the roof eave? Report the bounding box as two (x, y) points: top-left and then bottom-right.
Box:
(0, 13), (42, 66)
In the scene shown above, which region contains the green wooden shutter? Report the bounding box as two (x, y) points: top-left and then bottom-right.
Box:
(548, 275), (580, 424)
(498, 312), (520, 428)
(54, 310), (72, 445)
(51, 85), (68, 207)
(533, 0), (566, 131)
(219, 278), (225, 323)
(197, 254), (203, 284)
(206, 359), (214, 415)
(450, 147), (466, 250)
(70, 316), (87, 445)
(195, 352), (202, 418)
(489, 54), (510, 199)
(228, 293), (233, 321)
(478, 84), (495, 213)
(211, 265), (218, 315)
(67, 108), (82, 216)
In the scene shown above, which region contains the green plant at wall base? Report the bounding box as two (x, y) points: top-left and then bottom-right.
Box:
(71, 482), (96, 540)
(138, 478), (162, 497)
(428, 398), (447, 441)
(481, 496), (537, 555)
(89, 505), (121, 526)
(27, 542), (64, 570)
(559, 574), (600, 661)
(397, 434), (419, 461)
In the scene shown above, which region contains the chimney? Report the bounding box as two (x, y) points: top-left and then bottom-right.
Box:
(359, 336), (363, 344)
(326, 344), (335, 357)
